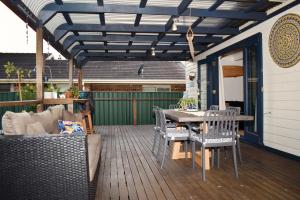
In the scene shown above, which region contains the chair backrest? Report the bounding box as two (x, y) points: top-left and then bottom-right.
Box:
(158, 109), (167, 133)
(153, 106), (160, 128)
(209, 105), (219, 110)
(169, 104), (179, 109)
(202, 110), (236, 141)
(226, 106), (241, 115)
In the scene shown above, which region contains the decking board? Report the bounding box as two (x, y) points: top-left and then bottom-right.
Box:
(95, 125), (300, 200)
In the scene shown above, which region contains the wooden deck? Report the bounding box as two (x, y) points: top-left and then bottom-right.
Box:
(94, 125), (300, 200)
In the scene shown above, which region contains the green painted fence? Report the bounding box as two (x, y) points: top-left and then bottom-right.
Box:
(0, 92), (183, 129)
(92, 92), (183, 125)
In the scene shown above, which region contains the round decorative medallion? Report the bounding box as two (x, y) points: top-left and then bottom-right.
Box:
(269, 13), (300, 68)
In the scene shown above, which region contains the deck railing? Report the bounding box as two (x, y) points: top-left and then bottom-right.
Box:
(0, 91), (183, 128)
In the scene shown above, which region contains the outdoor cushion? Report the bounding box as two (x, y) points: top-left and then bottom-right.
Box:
(63, 110), (83, 122)
(48, 105), (65, 122)
(30, 110), (58, 134)
(2, 111), (34, 135)
(87, 134), (101, 181)
(26, 122), (49, 136)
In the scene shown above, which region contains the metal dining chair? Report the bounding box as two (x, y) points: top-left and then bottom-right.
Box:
(191, 110), (238, 181)
(156, 109), (191, 169)
(226, 106), (242, 163)
(152, 106), (161, 154)
(169, 104), (179, 109)
(209, 105), (219, 110)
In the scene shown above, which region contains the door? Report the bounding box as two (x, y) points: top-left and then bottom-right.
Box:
(206, 56), (219, 108)
(243, 37), (263, 145)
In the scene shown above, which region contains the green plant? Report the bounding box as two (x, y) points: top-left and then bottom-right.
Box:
(68, 86), (79, 98)
(3, 61), (32, 101)
(45, 83), (60, 93)
(177, 97), (198, 109)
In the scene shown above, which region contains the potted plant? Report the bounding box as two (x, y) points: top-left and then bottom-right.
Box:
(177, 97), (198, 111)
(65, 86), (79, 99)
(3, 61), (32, 101)
(44, 84), (60, 99)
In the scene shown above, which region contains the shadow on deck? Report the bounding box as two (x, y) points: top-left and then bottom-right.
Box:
(95, 125), (300, 200)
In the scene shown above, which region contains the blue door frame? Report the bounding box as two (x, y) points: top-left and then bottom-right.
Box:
(204, 33), (264, 145)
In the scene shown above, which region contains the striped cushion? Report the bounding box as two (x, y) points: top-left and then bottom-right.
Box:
(164, 129), (190, 140)
(194, 135), (233, 144)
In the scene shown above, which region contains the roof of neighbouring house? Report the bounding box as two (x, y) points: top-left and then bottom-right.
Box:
(0, 53), (185, 81)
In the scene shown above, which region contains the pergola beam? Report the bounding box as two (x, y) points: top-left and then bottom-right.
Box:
(38, 3), (267, 26)
(63, 35), (223, 49)
(54, 24), (238, 41)
(78, 52), (189, 58)
(70, 44), (205, 56)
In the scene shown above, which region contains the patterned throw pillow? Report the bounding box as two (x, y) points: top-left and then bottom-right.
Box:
(58, 120), (85, 135)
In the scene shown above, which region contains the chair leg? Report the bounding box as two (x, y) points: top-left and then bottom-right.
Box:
(184, 140), (188, 159)
(232, 144), (239, 178)
(201, 145), (206, 181)
(152, 131), (158, 153)
(211, 148), (214, 168)
(156, 135), (162, 159)
(161, 138), (169, 169)
(236, 136), (243, 164)
(217, 148), (220, 168)
(192, 141), (196, 170)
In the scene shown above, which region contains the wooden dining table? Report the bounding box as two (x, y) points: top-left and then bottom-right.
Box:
(164, 110), (254, 170)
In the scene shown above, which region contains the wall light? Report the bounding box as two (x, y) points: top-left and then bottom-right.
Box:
(172, 18), (178, 31)
(151, 47), (156, 56)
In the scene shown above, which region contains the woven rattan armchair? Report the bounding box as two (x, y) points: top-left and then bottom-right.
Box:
(0, 134), (100, 200)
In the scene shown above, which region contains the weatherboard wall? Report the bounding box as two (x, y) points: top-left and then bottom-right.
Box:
(196, 3), (300, 156)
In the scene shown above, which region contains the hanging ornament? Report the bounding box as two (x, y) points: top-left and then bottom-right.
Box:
(186, 8), (195, 61)
(186, 26), (195, 61)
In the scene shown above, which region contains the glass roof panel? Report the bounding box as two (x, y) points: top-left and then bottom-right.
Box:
(22, 0), (54, 16)
(78, 32), (102, 36)
(104, 0), (140, 6)
(62, 0), (97, 3)
(105, 13), (136, 25)
(140, 15), (171, 25)
(69, 14), (100, 24)
(83, 42), (104, 45)
(217, 1), (254, 11)
(177, 16), (198, 26)
(59, 32), (74, 44)
(45, 13), (66, 33)
(200, 17), (228, 28)
(189, 0), (215, 9)
(147, 0), (182, 7)
(68, 42), (80, 51)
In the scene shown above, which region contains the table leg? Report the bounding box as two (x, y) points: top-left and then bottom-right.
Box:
(170, 141), (210, 170)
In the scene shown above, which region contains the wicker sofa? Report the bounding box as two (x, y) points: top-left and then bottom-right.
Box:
(0, 106), (101, 200)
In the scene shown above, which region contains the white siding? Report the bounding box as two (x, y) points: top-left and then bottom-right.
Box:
(195, 2), (300, 156)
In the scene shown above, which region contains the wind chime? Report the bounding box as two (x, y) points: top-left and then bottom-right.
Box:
(26, 14), (29, 45)
(185, 8), (195, 61)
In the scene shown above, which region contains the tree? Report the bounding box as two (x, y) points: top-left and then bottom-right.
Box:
(3, 61), (32, 101)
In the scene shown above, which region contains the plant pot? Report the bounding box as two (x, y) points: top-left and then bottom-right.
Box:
(44, 92), (53, 99)
(65, 91), (72, 99)
(79, 91), (88, 99)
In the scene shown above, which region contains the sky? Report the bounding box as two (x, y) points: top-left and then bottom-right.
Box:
(0, 2), (64, 59)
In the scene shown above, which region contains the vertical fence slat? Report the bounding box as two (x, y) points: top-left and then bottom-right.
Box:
(91, 91), (182, 126)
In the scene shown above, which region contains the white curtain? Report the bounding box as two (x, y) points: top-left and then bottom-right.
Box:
(218, 57), (226, 110)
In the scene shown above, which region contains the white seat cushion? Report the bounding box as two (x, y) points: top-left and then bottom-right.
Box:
(165, 129), (190, 140)
(87, 134), (102, 181)
(194, 135), (233, 144)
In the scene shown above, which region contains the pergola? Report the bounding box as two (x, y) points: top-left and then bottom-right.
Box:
(2, 0), (279, 100)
